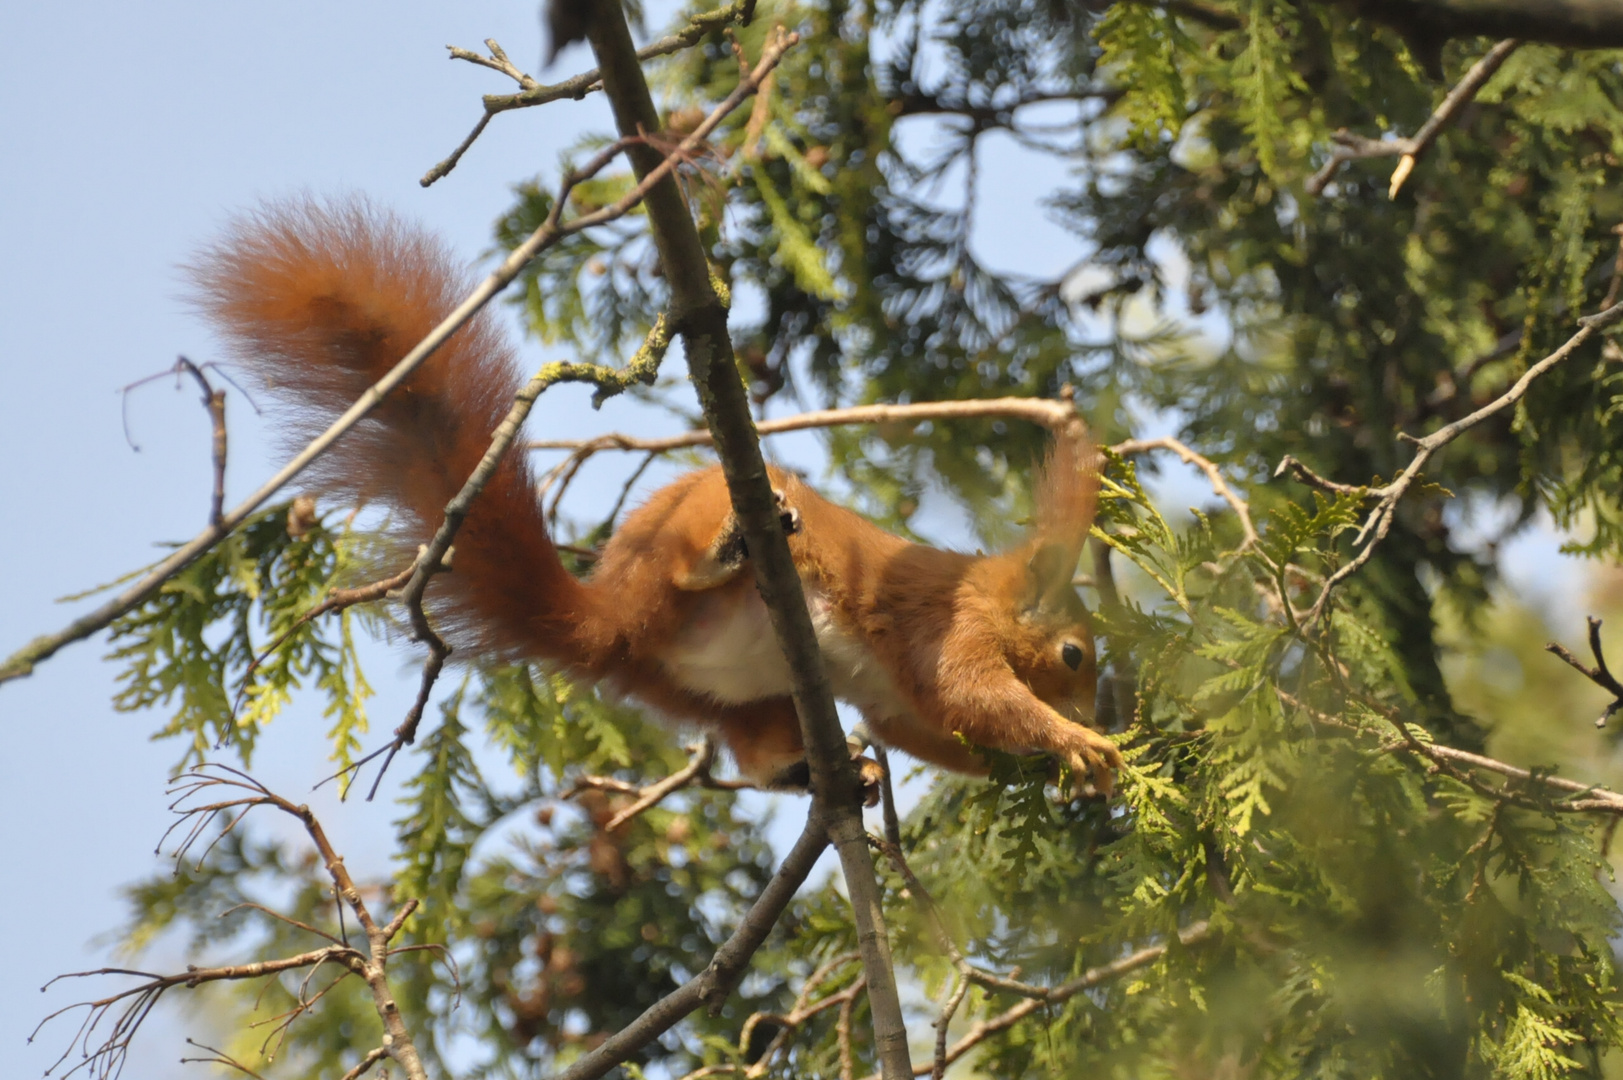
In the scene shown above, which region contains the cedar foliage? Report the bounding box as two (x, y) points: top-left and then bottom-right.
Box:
(72, 1), (1623, 1077)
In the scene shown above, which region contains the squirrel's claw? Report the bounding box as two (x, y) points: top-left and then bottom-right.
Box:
(1065, 731), (1123, 798)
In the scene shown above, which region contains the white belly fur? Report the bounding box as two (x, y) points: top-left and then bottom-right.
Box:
(658, 582), (913, 721)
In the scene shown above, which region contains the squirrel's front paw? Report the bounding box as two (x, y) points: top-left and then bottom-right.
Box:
(1064, 731), (1123, 798)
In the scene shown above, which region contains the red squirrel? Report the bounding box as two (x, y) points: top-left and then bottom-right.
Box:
(189, 200), (1123, 795)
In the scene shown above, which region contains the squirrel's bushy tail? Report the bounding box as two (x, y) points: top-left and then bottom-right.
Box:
(188, 198), (594, 667)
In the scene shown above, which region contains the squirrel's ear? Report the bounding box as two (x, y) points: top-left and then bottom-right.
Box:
(1024, 541), (1076, 611)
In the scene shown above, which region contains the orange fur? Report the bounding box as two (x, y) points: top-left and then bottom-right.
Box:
(190, 200), (1122, 793)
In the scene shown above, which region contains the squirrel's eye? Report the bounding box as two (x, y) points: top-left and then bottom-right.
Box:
(1061, 642), (1084, 671)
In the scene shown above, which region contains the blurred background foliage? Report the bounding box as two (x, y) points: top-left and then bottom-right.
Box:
(60, 0), (1623, 1077)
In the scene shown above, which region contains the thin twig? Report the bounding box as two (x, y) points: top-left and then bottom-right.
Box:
(930, 973), (970, 1080)
(1545, 616), (1623, 729)
(1272, 454), (1370, 497)
(1278, 686), (1623, 815)
(591, 737), (722, 831)
(526, 396), (1079, 455)
(1299, 300), (1623, 623)
(33, 949), (357, 1080)
(422, 0), (754, 186)
(121, 357), (233, 526)
(235, 559), (428, 719)
(528, 400), (1259, 561)
(1114, 435), (1260, 551)
(1306, 39), (1520, 197)
(179, 1039), (271, 1080)
(217, 901), (343, 946)
(337, 1046), (392, 1080)
(871, 743), (902, 849)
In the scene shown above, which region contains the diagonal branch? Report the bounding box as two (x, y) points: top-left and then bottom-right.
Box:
(1305, 38), (1520, 197)
(1293, 299), (1623, 623)
(527, 398), (1259, 559)
(1546, 616), (1623, 729)
(526, 396), (1079, 455)
(422, 0), (755, 186)
(561, 736), (755, 831)
(1276, 686), (1623, 815)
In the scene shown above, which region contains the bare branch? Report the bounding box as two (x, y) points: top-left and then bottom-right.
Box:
(217, 901), (344, 946)
(1306, 39), (1520, 196)
(338, 1046), (393, 1080)
(529, 401), (1264, 576)
(1546, 616), (1623, 728)
(179, 1038), (272, 1080)
(559, 737), (755, 831)
(1297, 300), (1623, 623)
(1277, 686), (1623, 815)
(1272, 454), (1370, 497)
(32, 948), (358, 1080)
(574, 5), (922, 1070)
(164, 766), (430, 1079)
(930, 971), (970, 1080)
(1114, 435), (1261, 551)
(526, 396), (1079, 455)
(422, 0), (755, 186)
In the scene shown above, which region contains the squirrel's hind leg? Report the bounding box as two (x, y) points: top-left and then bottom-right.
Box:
(714, 697), (882, 807)
(674, 487), (801, 592)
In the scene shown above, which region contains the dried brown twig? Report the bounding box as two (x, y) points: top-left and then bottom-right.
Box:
(422, 0), (755, 186)
(120, 356), (251, 528)
(562, 735), (754, 831)
(528, 396), (1260, 554)
(32, 765), (427, 1080)
(1282, 299), (1623, 624)
(1306, 39), (1520, 197)
(526, 396), (1080, 457)
(1546, 616), (1623, 730)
